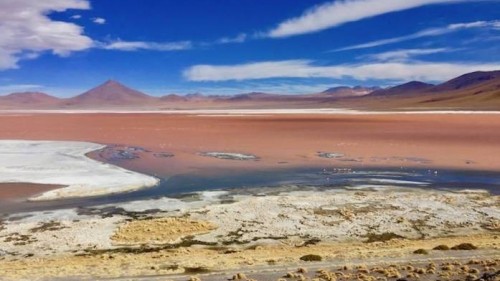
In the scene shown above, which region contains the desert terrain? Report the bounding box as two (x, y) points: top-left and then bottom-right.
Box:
(1, 0), (499, 279)
(1, 71), (500, 281)
(0, 111), (499, 280)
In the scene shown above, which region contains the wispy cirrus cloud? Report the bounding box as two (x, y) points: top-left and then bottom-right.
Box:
(363, 48), (452, 62)
(102, 40), (193, 51)
(334, 20), (500, 51)
(266, 0), (462, 38)
(215, 33), (248, 44)
(0, 84), (44, 95)
(184, 59), (500, 82)
(0, 0), (93, 70)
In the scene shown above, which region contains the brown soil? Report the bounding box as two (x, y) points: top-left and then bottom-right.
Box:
(0, 183), (64, 201)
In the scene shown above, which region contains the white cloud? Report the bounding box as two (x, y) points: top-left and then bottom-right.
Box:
(0, 0), (93, 70)
(92, 17), (106, 24)
(0, 84), (44, 95)
(216, 33), (247, 44)
(335, 20), (500, 51)
(184, 59), (500, 82)
(267, 0), (460, 38)
(364, 48), (450, 61)
(71, 14), (82, 19)
(102, 40), (192, 51)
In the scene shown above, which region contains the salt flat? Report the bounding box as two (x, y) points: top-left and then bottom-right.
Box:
(0, 140), (159, 201)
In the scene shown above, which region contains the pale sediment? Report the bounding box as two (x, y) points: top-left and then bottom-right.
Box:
(0, 140), (159, 201)
(0, 187), (498, 280)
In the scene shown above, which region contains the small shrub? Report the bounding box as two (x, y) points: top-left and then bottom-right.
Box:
(300, 254), (322, 262)
(184, 267), (211, 274)
(413, 249), (429, 255)
(365, 232), (404, 243)
(451, 243), (477, 250)
(433, 245), (450, 251)
(297, 267), (308, 274)
(232, 273), (247, 280)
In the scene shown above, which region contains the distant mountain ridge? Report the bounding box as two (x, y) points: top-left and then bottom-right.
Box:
(0, 92), (59, 105)
(0, 70), (499, 109)
(430, 70), (500, 92)
(320, 86), (380, 97)
(369, 81), (434, 97)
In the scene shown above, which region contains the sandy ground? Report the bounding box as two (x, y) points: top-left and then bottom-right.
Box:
(0, 187), (498, 280)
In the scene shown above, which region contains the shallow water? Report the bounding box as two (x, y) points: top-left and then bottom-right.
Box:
(1, 166), (499, 214)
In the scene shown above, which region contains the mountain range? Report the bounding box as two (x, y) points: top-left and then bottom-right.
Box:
(1, 70), (499, 110)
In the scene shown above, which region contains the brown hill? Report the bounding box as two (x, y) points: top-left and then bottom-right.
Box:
(368, 81), (434, 97)
(0, 92), (60, 108)
(430, 70), (500, 92)
(65, 80), (155, 107)
(227, 92), (283, 101)
(415, 71), (500, 108)
(0, 92), (59, 103)
(343, 70), (500, 110)
(159, 94), (188, 102)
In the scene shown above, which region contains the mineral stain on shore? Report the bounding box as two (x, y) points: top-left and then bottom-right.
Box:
(199, 152), (259, 161)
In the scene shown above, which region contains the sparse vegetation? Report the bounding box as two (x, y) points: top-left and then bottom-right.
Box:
(232, 273), (247, 280)
(451, 243), (478, 250)
(30, 221), (66, 233)
(365, 232), (404, 243)
(297, 267), (308, 274)
(184, 266), (211, 274)
(413, 248), (429, 255)
(433, 244), (450, 250)
(300, 254), (322, 262)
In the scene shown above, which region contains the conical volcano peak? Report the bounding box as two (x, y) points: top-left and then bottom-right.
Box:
(69, 80), (153, 105)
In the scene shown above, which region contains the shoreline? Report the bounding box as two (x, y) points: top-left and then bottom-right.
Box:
(0, 140), (159, 201)
(2, 165), (499, 214)
(2, 108), (500, 115)
(2, 110), (500, 207)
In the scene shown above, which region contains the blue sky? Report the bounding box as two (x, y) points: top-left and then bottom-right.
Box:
(0, 0), (499, 97)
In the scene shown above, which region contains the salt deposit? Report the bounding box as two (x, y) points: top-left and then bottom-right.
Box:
(200, 152), (258, 160)
(0, 140), (159, 200)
